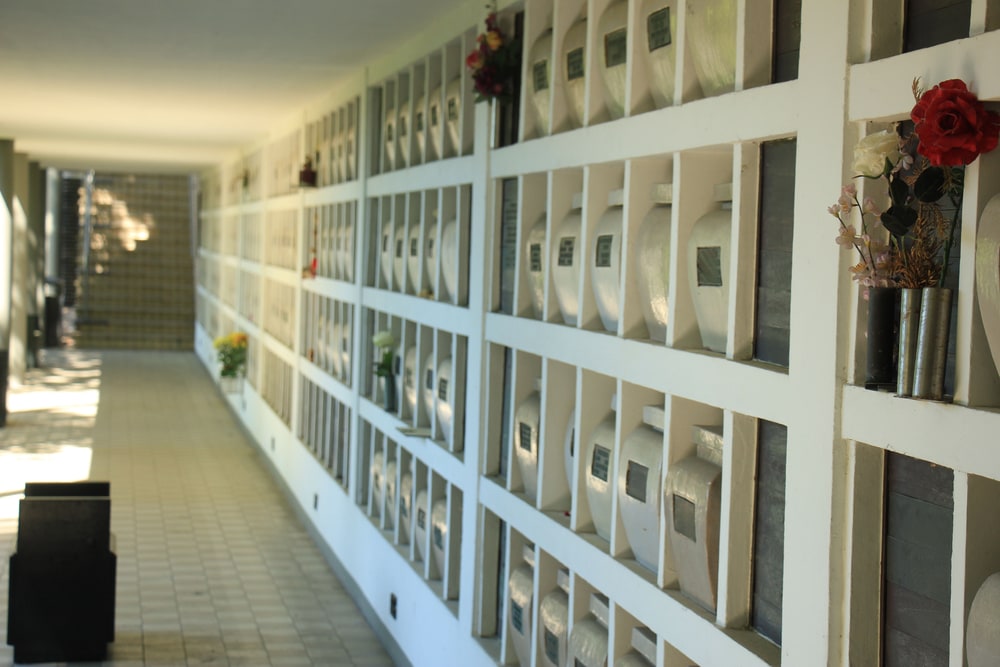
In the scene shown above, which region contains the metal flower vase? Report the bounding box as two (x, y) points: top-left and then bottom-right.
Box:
(865, 287), (897, 391)
(896, 288), (922, 397)
(912, 287), (953, 401)
(380, 373), (397, 413)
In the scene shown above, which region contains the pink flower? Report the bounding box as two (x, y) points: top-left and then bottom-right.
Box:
(863, 197), (882, 216)
(836, 225), (857, 248)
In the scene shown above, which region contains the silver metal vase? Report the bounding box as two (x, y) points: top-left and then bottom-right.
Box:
(896, 288), (922, 397)
(912, 287), (953, 401)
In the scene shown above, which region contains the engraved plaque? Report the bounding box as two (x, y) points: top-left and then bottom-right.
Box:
(530, 244), (542, 272)
(418, 507), (426, 529)
(591, 444), (611, 482)
(386, 122), (394, 142)
(433, 525), (444, 550)
(544, 629), (560, 662)
(519, 422), (533, 452)
(567, 47), (585, 80)
(512, 601), (524, 633)
(438, 377), (448, 401)
(425, 368), (434, 390)
(533, 59), (549, 92)
(431, 105), (439, 126)
(448, 98), (458, 122)
(595, 234), (613, 268)
(426, 238), (435, 258)
(382, 233), (389, 251)
(696, 246), (723, 286)
(399, 116), (407, 138)
(410, 238), (419, 256)
(557, 237), (575, 267)
(647, 8), (672, 52)
(626, 460), (648, 502)
(416, 111), (424, 132)
(396, 238), (404, 258)
(673, 494), (697, 541)
(605, 28), (627, 68)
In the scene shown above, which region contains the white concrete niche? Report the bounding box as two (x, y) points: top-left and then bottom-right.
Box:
(525, 214), (547, 319)
(635, 184), (672, 342)
(435, 356), (454, 446)
(619, 405), (665, 573)
(562, 17), (588, 129)
(538, 569), (570, 667)
(597, 0), (628, 120)
(665, 423), (723, 612)
(686, 183), (732, 353)
(552, 192), (584, 326)
(507, 544), (535, 667)
(617, 626), (657, 667)
(514, 382), (542, 504)
(528, 29), (555, 136)
(591, 188), (625, 333)
(567, 592), (609, 667)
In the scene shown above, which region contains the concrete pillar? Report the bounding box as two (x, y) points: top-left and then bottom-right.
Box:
(11, 152), (30, 384)
(29, 162), (46, 323)
(44, 168), (61, 347)
(0, 139), (14, 426)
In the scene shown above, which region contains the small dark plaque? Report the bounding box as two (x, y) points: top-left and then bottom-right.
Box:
(696, 246), (723, 286)
(557, 237), (575, 267)
(518, 422), (533, 452)
(433, 525), (444, 550)
(530, 244), (542, 272)
(395, 238), (403, 258)
(575, 660), (586, 667)
(438, 377), (448, 401)
(533, 60), (549, 92)
(566, 48), (585, 81)
(416, 111), (424, 132)
(425, 368), (434, 390)
(418, 507), (426, 529)
(626, 460), (648, 502)
(511, 601), (524, 633)
(604, 28), (628, 68)
(342, 337), (348, 352)
(399, 116), (407, 138)
(647, 8), (672, 51)
(430, 104), (439, 126)
(544, 629), (559, 662)
(382, 233), (389, 252)
(405, 367), (413, 389)
(590, 445), (611, 482)
(673, 494), (697, 541)
(448, 97), (458, 122)
(386, 121), (394, 142)
(595, 234), (614, 268)
(410, 238), (419, 257)
(426, 238), (435, 258)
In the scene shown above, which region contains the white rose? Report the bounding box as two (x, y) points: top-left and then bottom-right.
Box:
(852, 130), (899, 178)
(372, 330), (395, 348)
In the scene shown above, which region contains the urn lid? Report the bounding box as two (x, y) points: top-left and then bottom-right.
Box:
(651, 183), (673, 204)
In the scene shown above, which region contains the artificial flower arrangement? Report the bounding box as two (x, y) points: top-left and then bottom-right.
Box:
(372, 330), (396, 378)
(465, 7), (521, 102)
(829, 78), (1000, 287)
(214, 332), (248, 378)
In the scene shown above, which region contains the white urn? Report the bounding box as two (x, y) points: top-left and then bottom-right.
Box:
(619, 406), (665, 572)
(551, 194), (584, 325)
(524, 214), (547, 319)
(686, 184), (732, 353)
(528, 29), (554, 136)
(513, 388), (542, 503)
(590, 189), (624, 333)
(597, 0), (628, 120)
(640, 0), (678, 108)
(562, 18), (588, 129)
(686, 0), (737, 98)
(435, 357), (454, 446)
(635, 184), (672, 342)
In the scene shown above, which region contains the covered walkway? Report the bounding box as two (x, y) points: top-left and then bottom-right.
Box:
(0, 350), (394, 667)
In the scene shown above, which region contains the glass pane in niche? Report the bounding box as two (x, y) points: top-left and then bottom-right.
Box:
(882, 452), (953, 667)
(772, 0), (801, 82)
(754, 139), (796, 367)
(904, 0), (971, 52)
(673, 494), (696, 541)
(752, 419), (787, 645)
(591, 445), (611, 482)
(626, 461), (648, 502)
(696, 246), (723, 286)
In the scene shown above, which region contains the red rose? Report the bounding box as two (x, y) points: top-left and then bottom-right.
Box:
(911, 79), (1000, 166)
(465, 50), (483, 71)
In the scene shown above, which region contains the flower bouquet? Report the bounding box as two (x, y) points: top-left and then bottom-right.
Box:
(214, 332), (248, 392)
(372, 331), (397, 411)
(465, 8), (521, 102)
(829, 78), (1000, 397)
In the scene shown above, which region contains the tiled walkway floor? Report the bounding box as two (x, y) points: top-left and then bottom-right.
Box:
(0, 350), (395, 667)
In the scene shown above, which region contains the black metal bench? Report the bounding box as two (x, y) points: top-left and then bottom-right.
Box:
(6, 481), (116, 663)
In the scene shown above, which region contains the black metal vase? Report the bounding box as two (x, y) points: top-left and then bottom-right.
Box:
(381, 373), (397, 413)
(865, 287), (898, 391)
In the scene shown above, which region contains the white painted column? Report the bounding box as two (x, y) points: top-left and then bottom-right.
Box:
(10, 152), (30, 384)
(0, 139), (13, 425)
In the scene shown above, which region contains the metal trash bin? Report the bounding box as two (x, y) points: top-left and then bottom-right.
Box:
(6, 481), (116, 663)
